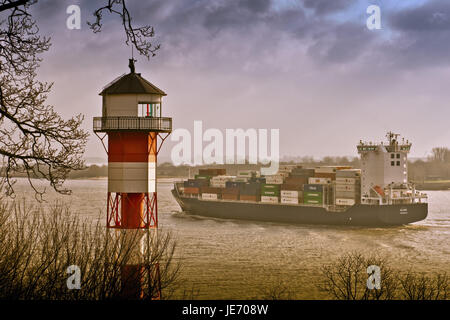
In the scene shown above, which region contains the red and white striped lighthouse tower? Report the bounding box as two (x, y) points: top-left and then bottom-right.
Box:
(93, 60), (172, 298)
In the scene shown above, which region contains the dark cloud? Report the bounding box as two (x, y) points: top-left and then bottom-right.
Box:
(389, 1), (450, 31)
(302, 0), (353, 15)
(385, 0), (450, 68)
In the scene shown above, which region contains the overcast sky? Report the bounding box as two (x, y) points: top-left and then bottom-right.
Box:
(28, 0), (450, 162)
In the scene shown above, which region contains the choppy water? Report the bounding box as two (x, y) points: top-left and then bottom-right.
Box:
(10, 178), (450, 299)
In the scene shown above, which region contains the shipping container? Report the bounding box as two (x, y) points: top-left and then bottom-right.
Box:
(290, 168), (314, 176)
(336, 177), (359, 185)
(281, 190), (301, 198)
(184, 179), (209, 188)
(315, 166), (337, 174)
(280, 183), (303, 191)
(222, 193), (239, 200)
(304, 184), (325, 192)
(195, 174), (211, 180)
(303, 198), (323, 205)
(234, 177), (249, 182)
(221, 187), (240, 195)
(284, 176), (308, 186)
(237, 170), (254, 178)
(226, 181), (246, 189)
(184, 187), (200, 194)
(336, 169), (361, 178)
(201, 193), (219, 200)
(264, 175), (284, 184)
(239, 194), (260, 202)
(335, 190), (359, 199)
(303, 191), (323, 199)
(198, 168), (226, 176)
(314, 172), (336, 180)
(335, 198), (356, 206)
(261, 196), (279, 203)
(210, 182), (226, 188)
(308, 177), (331, 185)
(335, 184), (358, 192)
(281, 197), (299, 204)
(200, 186), (222, 194)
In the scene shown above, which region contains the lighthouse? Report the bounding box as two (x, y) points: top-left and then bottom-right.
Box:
(93, 60), (172, 298)
(94, 60), (172, 229)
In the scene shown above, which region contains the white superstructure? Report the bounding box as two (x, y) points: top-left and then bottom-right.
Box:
(357, 132), (426, 205)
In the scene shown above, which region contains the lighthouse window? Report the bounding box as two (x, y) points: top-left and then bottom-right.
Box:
(391, 161), (395, 166)
(396, 161), (400, 166)
(390, 153), (394, 159)
(396, 154), (400, 158)
(138, 103), (161, 117)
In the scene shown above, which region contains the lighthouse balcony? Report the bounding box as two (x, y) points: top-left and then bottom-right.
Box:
(93, 116), (172, 133)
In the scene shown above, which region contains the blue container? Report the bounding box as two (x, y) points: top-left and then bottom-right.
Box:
(304, 184), (324, 192)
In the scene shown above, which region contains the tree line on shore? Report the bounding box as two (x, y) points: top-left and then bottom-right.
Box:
(3, 147), (450, 183)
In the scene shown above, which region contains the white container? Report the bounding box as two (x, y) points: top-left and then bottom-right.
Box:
(335, 177), (359, 185)
(265, 175), (284, 184)
(211, 175), (233, 181)
(210, 182), (226, 188)
(281, 190), (299, 198)
(335, 198), (355, 206)
(202, 193), (218, 200)
(281, 197), (299, 204)
(237, 170), (253, 178)
(279, 172), (290, 178)
(335, 184), (358, 192)
(308, 177), (331, 185)
(279, 165), (297, 172)
(314, 166), (337, 174)
(261, 196), (279, 203)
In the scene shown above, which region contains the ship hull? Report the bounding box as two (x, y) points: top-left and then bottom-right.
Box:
(172, 190), (428, 227)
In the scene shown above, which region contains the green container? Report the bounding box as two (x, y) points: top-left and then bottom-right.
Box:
(303, 191), (323, 199)
(195, 174), (211, 180)
(261, 190), (280, 196)
(261, 184), (280, 191)
(304, 198), (323, 205)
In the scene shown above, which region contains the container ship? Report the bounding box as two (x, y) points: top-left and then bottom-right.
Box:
(171, 133), (428, 226)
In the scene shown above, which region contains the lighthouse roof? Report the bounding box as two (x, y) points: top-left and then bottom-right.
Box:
(100, 72), (167, 96)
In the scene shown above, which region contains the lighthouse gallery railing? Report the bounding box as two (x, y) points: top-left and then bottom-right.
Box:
(93, 116), (172, 132)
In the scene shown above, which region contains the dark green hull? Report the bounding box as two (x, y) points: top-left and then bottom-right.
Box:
(172, 189), (428, 227)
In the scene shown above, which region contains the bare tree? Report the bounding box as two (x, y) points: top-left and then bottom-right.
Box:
(319, 251), (398, 300)
(0, 0), (160, 198)
(430, 147), (450, 163)
(398, 271), (448, 300)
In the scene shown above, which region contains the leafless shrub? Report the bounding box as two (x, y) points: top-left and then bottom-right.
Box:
(0, 199), (180, 300)
(398, 271), (448, 300)
(318, 251), (398, 300)
(319, 251), (449, 300)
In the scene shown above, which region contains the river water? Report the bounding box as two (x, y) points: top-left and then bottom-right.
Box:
(10, 178), (450, 299)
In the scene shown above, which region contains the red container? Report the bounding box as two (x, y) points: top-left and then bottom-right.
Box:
(221, 187), (240, 195)
(239, 195), (259, 202)
(285, 176), (308, 186)
(222, 193), (239, 200)
(281, 184), (303, 191)
(200, 186), (222, 194)
(184, 187), (200, 194)
(314, 172), (336, 180)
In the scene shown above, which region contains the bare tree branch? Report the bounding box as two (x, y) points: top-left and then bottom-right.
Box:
(88, 0), (160, 59)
